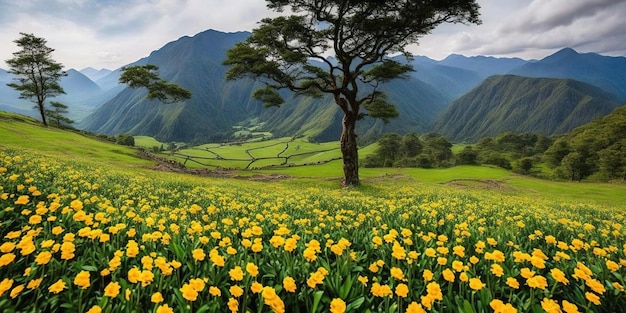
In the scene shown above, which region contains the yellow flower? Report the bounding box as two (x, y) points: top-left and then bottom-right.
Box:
(73, 270), (91, 289)
(14, 195), (29, 205)
(469, 278), (485, 291)
(442, 268), (455, 282)
(550, 268), (569, 285)
(283, 276), (297, 293)
(527, 275), (548, 290)
(0, 278), (14, 297)
(10, 284), (24, 298)
(156, 304), (174, 313)
(139, 270), (154, 287)
(426, 282), (443, 301)
(506, 277), (520, 289)
(246, 263), (259, 277)
(453, 246), (465, 257)
(520, 268), (535, 279)
(585, 278), (606, 294)
(229, 266), (244, 281)
(490, 299), (518, 313)
(357, 275), (368, 286)
(228, 298), (239, 313)
(490, 264), (504, 277)
(48, 279), (66, 294)
(562, 300), (580, 313)
(128, 267), (141, 284)
(368, 262), (379, 273)
(189, 278), (205, 292)
(192, 248), (205, 261)
(585, 292), (601, 305)
(395, 283), (409, 298)
(251, 281), (263, 293)
(209, 286), (221, 296)
(86, 305), (102, 313)
(452, 260), (464, 272)
(540, 298), (561, 313)
(230, 285), (244, 297)
(469, 255), (479, 264)
(390, 267), (405, 281)
(423, 269), (433, 282)
(606, 260), (620, 272)
(425, 248), (436, 257)
(151, 292), (164, 303)
(370, 283), (392, 297)
(459, 272), (469, 282)
(530, 256), (546, 269)
(0, 242), (15, 253)
(104, 282), (121, 297)
(27, 277), (43, 290)
(406, 301), (426, 313)
(329, 298), (346, 313)
(0, 253), (16, 267)
(180, 283), (198, 301)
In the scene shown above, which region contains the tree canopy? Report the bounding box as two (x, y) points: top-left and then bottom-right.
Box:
(224, 0), (481, 186)
(119, 65), (192, 104)
(5, 33), (67, 126)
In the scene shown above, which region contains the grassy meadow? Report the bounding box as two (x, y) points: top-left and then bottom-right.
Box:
(1, 114), (626, 313)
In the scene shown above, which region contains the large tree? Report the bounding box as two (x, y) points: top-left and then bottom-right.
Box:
(224, 0), (481, 186)
(6, 33), (67, 126)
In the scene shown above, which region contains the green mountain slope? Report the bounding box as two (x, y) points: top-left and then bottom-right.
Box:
(432, 75), (621, 142)
(79, 29), (451, 143)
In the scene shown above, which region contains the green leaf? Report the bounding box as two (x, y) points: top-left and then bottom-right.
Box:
(311, 290), (324, 313)
(346, 297), (365, 312)
(462, 300), (475, 313)
(81, 265), (98, 272)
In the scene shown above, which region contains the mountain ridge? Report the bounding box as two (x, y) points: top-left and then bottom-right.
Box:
(432, 75), (621, 142)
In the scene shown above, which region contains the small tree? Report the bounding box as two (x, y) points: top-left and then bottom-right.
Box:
(119, 65), (192, 103)
(560, 151), (588, 181)
(5, 33), (67, 126)
(45, 101), (74, 127)
(224, 0), (481, 186)
(456, 146), (478, 165)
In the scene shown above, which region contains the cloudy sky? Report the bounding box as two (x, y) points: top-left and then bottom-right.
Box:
(1, 0), (625, 70)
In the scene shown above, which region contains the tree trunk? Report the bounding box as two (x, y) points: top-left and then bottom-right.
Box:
(37, 100), (48, 126)
(340, 112), (359, 187)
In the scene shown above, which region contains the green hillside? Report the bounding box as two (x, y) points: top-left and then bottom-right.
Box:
(433, 75), (621, 142)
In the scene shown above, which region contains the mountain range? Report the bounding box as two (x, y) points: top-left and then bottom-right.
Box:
(1, 29), (625, 144)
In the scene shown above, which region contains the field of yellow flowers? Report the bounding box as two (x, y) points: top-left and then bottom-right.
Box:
(0, 149), (625, 313)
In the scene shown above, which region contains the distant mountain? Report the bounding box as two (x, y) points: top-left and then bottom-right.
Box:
(80, 29), (451, 143)
(80, 67), (113, 83)
(59, 69), (102, 96)
(439, 54), (529, 78)
(508, 48), (626, 102)
(408, 56), (484, 100)
(432, 75), (621, 142)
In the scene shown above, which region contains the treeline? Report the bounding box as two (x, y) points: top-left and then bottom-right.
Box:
(363, 105), (626, 182)
(362, 133), (453, 168)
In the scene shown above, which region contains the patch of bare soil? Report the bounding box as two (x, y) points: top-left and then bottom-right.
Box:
(444, 179), (507, 190)
(365, 173), (414, 183)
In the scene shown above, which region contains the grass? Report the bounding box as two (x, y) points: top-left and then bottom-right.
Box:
(0, 112), (151, 168)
